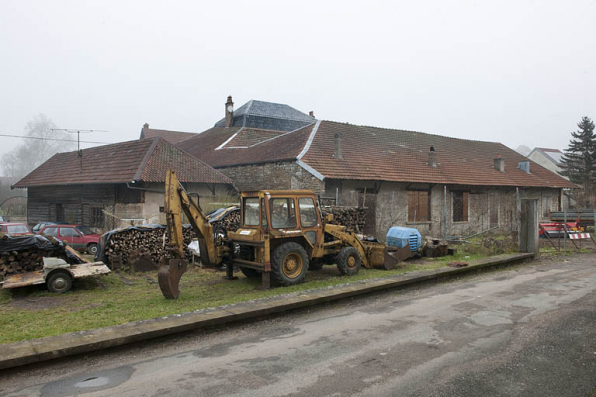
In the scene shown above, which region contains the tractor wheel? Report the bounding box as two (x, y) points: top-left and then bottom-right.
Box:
(240, 267), (261, 279)
(271, 242), (309, 286)
(336, 246), (362, 276)
(46, 270), (73, 294)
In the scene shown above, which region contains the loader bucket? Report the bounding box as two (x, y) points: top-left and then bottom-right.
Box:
(383, 247), (400, 270)
(158, 258), (188, 299)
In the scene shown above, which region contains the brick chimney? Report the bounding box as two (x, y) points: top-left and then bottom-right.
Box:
(143, 123), (149, 129)
(309, 111), (315, 118)
(334, 133), (342, 160)
(225, 96), (234, 128)
(428, 146), (437, 168)
(494, 155), (505, 172)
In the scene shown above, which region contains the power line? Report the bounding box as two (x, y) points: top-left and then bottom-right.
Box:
(0, 133), (112, 144)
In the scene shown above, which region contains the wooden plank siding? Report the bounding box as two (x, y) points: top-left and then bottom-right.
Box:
(27, 184), (117, 226)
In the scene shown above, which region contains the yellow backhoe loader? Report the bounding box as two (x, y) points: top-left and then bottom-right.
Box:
(158, 169), (407, 299)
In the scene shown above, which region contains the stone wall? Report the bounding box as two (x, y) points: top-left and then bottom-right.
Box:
(328, 180), (561, 241)
(213, 161), (562, 241)
(217, 161), (325, 193)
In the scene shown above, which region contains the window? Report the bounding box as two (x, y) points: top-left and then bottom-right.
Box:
(452, 191), (469, 222)
(244, 197), (260, 226)
(299, 197), (318, 227)
(260, 198), (268, 228)
(43, 227), (58, 237)
(76, 226), (94, 236)
(91, 207), (104, 228)
(270, 198), (296, 229)
(408, 191), (430, 222)
(59, 227), (80, 237)
(6, 225), (29, 235)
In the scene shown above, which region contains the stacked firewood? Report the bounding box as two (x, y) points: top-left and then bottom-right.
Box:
(0, 248), (69, 280)
(104, 211), (241, 269)
(105, 227), (190, 269)
(212, 210), (241, 231)
(322, 206), (367, 232)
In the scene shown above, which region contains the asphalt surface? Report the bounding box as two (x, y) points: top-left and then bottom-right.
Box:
(1, 254), (595, 397)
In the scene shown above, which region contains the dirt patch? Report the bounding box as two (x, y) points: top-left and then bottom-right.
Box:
(8, 294), (67, 310)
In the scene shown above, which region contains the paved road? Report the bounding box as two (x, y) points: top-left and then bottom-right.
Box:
(1, 255), (596, 397)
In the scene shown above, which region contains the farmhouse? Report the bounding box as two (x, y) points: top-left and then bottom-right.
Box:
(146, 97), (575, 240)
(13, 137), (235, 230)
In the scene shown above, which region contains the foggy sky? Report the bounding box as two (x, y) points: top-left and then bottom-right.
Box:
(1, 0), (595, 175)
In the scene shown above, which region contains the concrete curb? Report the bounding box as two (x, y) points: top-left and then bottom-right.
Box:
(0, 253), (534, 370)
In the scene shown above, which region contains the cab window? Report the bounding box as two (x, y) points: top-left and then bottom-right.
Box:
(261, 198), (268, 228)
(270, 198), (296, 229)
(299, 197), (318, 227)
(244, 197), (260, 226)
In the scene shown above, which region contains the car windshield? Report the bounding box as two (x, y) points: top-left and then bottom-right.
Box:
(76, 226), (94, 235)
(7, 225), (29, 234)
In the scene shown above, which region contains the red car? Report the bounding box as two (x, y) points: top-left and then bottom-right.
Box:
(38, 224), (101, 255)
(0, 222), (33, 236)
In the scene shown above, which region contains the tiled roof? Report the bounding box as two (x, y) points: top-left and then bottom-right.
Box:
(178, 124), (315, 167)
(14, 138), (233, 188)
(140, 127), (196, 144)
(214, 100), (315, 132)
(300, 121), (576, 188)
(180, 119), (574, 188)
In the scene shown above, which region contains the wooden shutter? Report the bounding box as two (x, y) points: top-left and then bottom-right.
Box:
(462, 192), (468, 222)
(408, 191), (417, 222)
(408, 191), (430, 222)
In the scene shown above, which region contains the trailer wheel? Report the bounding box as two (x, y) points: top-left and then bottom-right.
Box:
(87, 243), (98, 255)
(336, 247), (361, 276)
(271, 242), (308, 286)
(46, 270), (73, 294)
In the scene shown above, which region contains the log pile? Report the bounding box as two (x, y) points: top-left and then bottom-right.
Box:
(0, 247), (70, 280)
(322, 206), (367, 232)
(104, 210), (241, 269)
(105, 227), (197, 269)
(211, 210), (241, 232)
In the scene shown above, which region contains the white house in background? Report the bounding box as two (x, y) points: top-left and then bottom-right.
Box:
(527, 148), (566, 180)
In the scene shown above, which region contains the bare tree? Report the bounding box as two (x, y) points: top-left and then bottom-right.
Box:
(2, 114), (75, 179)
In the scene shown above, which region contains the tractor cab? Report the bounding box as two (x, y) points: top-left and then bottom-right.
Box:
(229, 190), (324, 248)
(226, 190), (326, 288)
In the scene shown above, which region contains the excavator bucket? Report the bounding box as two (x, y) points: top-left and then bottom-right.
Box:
(158, 258), (188, 299)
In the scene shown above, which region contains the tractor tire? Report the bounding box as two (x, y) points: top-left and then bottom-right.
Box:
(336, 246), (362, 276)
(271, 242), (309, 286)
(240, 267), (261, 279)
(46, 270), (73, 294)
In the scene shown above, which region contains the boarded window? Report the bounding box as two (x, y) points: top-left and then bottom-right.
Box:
(452, 191), (469, 222)
(56, 204), (64, 222)
(91, 207), (104, 228)
(408, 191), (430, 222)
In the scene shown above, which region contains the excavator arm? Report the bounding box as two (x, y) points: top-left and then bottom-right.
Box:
(158, 169), (227, 299)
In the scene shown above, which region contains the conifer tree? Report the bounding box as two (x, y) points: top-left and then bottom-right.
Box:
(560, 117), (596, 206)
